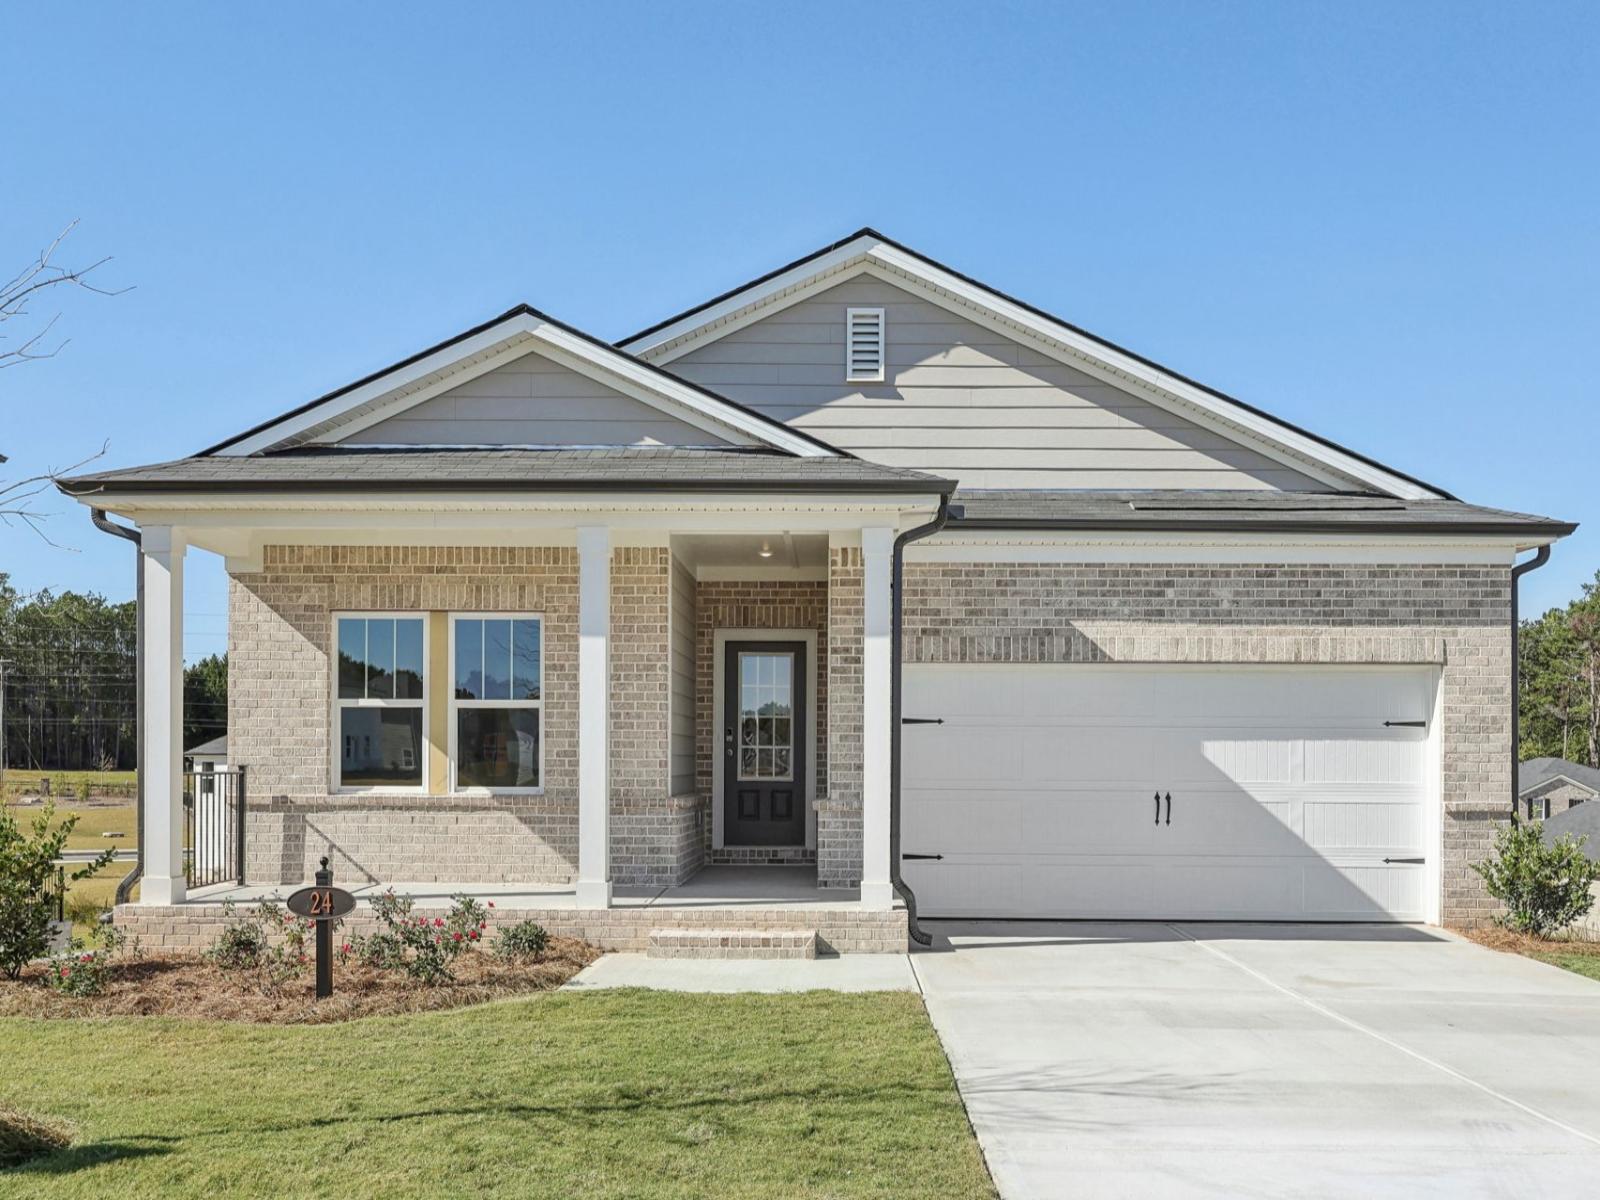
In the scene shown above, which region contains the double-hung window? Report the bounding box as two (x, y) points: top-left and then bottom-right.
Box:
(335, 614), (426, 791)
(450, 614), (543, 792)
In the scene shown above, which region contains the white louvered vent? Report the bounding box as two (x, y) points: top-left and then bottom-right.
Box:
(845, 306), (885, 382)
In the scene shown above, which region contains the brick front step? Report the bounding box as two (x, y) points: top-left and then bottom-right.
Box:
(647, 928), (818, 960)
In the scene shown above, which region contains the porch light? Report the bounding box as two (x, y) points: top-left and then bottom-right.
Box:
(759, 539), (773, 558)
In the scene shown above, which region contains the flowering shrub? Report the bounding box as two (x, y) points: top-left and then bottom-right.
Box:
(205, 900), (318, 995)
(44, 924), (139, 998)
(354, 891), (488, 985)
(494, 920), (549, 962)
(1, 800), (117, 979)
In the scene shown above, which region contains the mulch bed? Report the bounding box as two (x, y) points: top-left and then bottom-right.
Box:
(0, 937), (600, 1024)
(1460, 925), (1600, 958)
(0, 1104), (73, 1169)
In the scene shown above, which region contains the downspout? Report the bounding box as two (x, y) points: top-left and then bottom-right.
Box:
(890, 494), (956, 947)
(1509, 544), (1552, 823)
(90, 508), (144, 905)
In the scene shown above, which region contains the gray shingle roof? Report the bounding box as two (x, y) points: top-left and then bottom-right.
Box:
(1520, 757), (1600, 798)
(58, 447), (955, 494)
(1542, 802), (1600, 860)
(185, 734), (228, 758)
(950, 490), (1575, 536)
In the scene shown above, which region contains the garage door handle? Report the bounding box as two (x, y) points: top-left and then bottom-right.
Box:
(1165, 792), (1172, 826)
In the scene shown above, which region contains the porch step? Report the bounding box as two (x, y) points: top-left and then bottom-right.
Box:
(647, 928), (818, 960)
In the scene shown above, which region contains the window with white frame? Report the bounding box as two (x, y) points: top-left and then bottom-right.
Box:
(451, 615), (543, 791)
(335, 614), (426, 790)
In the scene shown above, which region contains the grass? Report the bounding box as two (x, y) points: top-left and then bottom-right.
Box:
(3, 799), (138, 851)
(0, 989), (993, 1199)
(0, 1104), (72, 1171)
(1461, 925), (1600, 982)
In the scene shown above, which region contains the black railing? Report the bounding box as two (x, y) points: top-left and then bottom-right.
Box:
(183, 766), (247, 888)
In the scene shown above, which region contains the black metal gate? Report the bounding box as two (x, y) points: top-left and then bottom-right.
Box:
(183, 766), (246, 888)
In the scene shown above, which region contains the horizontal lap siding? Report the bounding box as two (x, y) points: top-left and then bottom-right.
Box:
(662, 276), (1322, 490)
(902, 561), (1511, 925)
(342, 347), (732, 447)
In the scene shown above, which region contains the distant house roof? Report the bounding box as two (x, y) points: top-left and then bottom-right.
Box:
(185, 735), (228, 758)
(1520, 757), (1600, 798)
(1542, 802), (1600, 861)
(949, 491), (1576, 537)
(57, 447), (955, 496)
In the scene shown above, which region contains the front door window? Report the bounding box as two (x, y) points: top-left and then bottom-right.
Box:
(737, 652), (794, 782)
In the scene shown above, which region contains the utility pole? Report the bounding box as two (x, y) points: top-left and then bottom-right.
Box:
(0, 658), (8, 798)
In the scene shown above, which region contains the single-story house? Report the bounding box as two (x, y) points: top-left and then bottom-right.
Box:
(184, 734), (229, 772)
(1520, 757), (1600, 822)
(59, 229), (1576, 951)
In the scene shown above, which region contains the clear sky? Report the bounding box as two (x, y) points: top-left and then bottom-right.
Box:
(4, 1), (1596, 662)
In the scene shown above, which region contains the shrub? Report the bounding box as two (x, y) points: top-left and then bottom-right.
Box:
(365, 891), (488, 985)
(44, 924), (140, 998)
(1473, 820), (1600, 937)
(494, 919), (549, 962)
(0, 801), (117, 979)
(205, 900), (316, 995)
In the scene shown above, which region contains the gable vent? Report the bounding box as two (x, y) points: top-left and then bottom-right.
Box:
(846, 307), (885, 382)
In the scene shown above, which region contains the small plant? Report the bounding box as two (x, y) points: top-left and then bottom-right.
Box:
(494, 919), (549, 962)
(1473, 820), (1600, 937)
(43, 923), (139, 998)
(0, 801), (117, 980)
(75, 778), (92, 804)
(205, 900), (317, 995)
(364, 890), (488, 984)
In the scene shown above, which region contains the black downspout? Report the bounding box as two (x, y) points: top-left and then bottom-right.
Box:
(1509, 544), (1552, 823)
(890, 495), (955, 947)
(90, 508), (144, 906)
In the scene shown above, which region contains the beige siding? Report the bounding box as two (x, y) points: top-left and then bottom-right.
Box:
(343, 347), (734, 447)
(669, 556), (697, 796)
(662, 276), (1322, 490)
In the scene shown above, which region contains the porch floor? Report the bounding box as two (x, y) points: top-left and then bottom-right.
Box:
(185, 865), (887, 912)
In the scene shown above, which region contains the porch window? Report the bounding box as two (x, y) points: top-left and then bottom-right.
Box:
(334, 614), (426, 790)
(450, 614), (543, 792)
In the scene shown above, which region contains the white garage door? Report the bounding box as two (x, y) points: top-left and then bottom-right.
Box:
(902, 665), (1436, 921)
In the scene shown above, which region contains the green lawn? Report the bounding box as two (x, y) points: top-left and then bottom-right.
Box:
(0, 990), (994, 1199)
(1, 771), (136, 806)
(3, 800), (138, 851)
(1531, 951), (1600, 982)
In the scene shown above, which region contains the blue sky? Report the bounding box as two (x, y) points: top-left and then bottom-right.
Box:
(3, 1), (1596, 661)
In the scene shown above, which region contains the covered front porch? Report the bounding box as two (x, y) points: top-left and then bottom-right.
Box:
(121, 493), (925, 946)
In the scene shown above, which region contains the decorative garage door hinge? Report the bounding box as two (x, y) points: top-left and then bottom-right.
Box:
(1383, 720), (1427, 728)
(901, 717), (944, 725)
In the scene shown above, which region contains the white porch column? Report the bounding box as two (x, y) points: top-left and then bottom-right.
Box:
(140, 525), (186, 905)
(575, 525), (612, 908)
(859, 525), (895, 909)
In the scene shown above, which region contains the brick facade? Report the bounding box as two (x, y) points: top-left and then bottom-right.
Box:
(903, 560), (1513, 925)
(821, 547), (865, 887)
(1522, 778), (1596, 821)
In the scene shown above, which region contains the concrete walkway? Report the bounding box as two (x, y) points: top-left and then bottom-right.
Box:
(913, 921), (1600, 1199)
(565, 952), (915, 993)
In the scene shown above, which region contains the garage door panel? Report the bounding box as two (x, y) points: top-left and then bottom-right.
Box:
(902, 664), (1435, 922)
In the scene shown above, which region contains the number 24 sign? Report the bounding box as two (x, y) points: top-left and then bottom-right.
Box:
(286, 886), (356, 920)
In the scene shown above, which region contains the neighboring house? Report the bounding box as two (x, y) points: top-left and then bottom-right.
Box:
(1519, 757), (1600, 822)
(184, 734), (229, 772)
(59, 228), (1576, 945)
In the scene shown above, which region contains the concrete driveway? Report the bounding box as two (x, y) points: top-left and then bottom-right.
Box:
(913, 922), (1600, 1199)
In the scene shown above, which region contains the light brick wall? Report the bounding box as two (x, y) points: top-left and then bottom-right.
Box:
(821, 547), (864, 887)
(902, 561), (1513, 925)
(694, 578), (828, 866)
(609, 547), (671, 804)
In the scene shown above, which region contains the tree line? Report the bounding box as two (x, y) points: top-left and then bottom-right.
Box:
(1520, 569), (1600, 767)
(0, 574), (225, 771)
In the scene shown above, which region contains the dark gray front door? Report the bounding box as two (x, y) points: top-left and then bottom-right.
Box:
(723, 640), (806, 847)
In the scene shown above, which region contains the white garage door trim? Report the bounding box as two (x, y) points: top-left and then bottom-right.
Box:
(902, 663), (1443, 923)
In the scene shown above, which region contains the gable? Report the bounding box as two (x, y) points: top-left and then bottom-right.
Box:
(339, 347), (735, 448)
(661, 275), (1326, 490)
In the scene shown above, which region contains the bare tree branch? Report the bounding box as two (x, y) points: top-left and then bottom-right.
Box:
(0, 220), (129, 370)
(0, 441), (109, 549)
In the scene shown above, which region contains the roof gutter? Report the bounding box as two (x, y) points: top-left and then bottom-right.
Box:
(90, 508), (144, 906)
(890, 495), (956, 947)
(945, 516), (1578, 538)
(1510, 544), (1553, 823)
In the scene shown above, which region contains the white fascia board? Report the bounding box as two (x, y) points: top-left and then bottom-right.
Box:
(218, 315), (546, 455)
(220, 312), (833, 460)
(618, 236), (881, 355)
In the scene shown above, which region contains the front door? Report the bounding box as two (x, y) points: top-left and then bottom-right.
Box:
(723, 641), (806, 846)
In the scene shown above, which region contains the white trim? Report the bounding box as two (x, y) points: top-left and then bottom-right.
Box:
(140, 525), (185, 905)
(218, 311), (837, 460)
(446, 613), (546, 796)
(845, 306), (885, 383)
(860, 525), (894, 910)
(711, 628), (819, 852)
(1425, 666), (1444, 926)
(1518, 772), (1600, 799)
(908, 534), (1527, 566)
(576, 526), (612, 907)
(330, 612), (430, 795)
(625, 232), (1446, 500)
